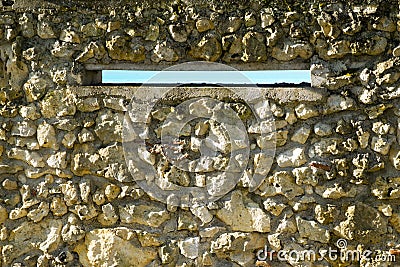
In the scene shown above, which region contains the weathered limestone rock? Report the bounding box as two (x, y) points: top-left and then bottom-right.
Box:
(135, 231), (162, 247)
(9, 207), (27, 220)
(23, 75), (52, 102)
(253, 152), (274, 176)
(317, 12), (339, 38)
(62, 132), (76, 149)
(104, 184), (121, 201)
(315, 204), (338, 224)
(244, 12), (257, 27)
(70, 204), (98, 221)
(0, 205), (8, 224)
(1, 3), (400, 266)
(260, 8), (275, 28)
(371, 136), (394, 155)
(334, 203), (387, 243)
(296, 217), (330, 243)
(11, 120), (36, 137)
(211, 232), (266, 266)
(60, 29), (81, 43)
(19, 103), (40, 120)
(241, 32), (267, 62)
(292, 167), (320, 186)
(326, 40), (351, 59)
(190, 205), (213, 224)
(314, 122), (332, 136)
(2, 179), (17, 190)
(76, 41), (106, 62)
(258, 171), (304, 199)
(27, 202), (50, 222)
(151, 42), (179, 63)
(178, 211), (198, 231)
(50, 197), (68, 216)
(40, 89), (76, 118)
(159, 240), (180, 264)
(393, 45), (400, 57)
(308, 138), (341, 157)
(222, 35), (243, 61)
(106, 34), (145, 62)
(189, 36), (222, 62)
(54, 118), (80, 131)
(74, 228), (157, 267)
(81, 22), (104, 37)
(98, 203), (118, 226)
(390, 147), (400, 170)
(315, 183), (358, 199)
(324, 94), (355, 114)
(196, 19), (214, 32)
(37, 21), (56, 39)
(277, 147), (307, 167)
(372, 16), (396, 32)
(263, 199), (286, 216)
(76, 97), (100, 112)
(70, 144), (100, 176)
(168, 24), (189, 42)
(291, 126), (311, 144)
(107, 21), (121, 32)
(61, 215), (85, 244)
(8, 147), (44, 167)
(94, 110), (123, 143)
(78, 128), (95, 143)
(272, 41), (313, 61)
(295, 104), (319, 120)
(119, 204), (170, 227)
(390, 213), (400, 233)
(37, 121), (58, 150)
(378, 204), (392, 217)
(51, 40), (77, 58)
(72, 143), (128, 181)
(145, 24), (159, 41)
(216, 191), (270, 232)
(178, 237), (200, 259)
(220, 17), (242, 34)
(364, 36), (388, 56)
(60, 181), (79, 207)
(372, 177), (400, 199)
(3, 219), (62, 265)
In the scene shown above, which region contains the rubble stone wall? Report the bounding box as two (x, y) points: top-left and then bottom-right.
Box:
(0, 0), (400, 266)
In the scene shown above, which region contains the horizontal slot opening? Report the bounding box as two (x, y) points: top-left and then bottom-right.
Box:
(102, 70), (311, 86)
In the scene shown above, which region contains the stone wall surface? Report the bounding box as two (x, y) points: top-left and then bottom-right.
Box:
(0, 0), (400, 266)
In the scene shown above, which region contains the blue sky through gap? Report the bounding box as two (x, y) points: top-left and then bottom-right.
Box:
(102, 70), (310, 84)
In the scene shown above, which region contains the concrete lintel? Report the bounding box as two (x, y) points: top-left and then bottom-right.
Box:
(85, 61), (311, 71)
(69, 86), (327, 104)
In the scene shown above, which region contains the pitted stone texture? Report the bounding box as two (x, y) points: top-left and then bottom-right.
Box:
(189, 36), (222, 62)
(334, 202), (387, 243)
(216, 191), (270, 233)
(257, 171), (304, 200)
(40, 89), (76, 118)
(74, 228), (157, 267)
(106, 34), (145, 62)
(277, 147), (307, 167)
(211, 232), (267, 266)
(3, 219), (62, 265)
(119, 204), (170, 227)
(37, 121), (58, 150)
(296, 217), (330, 243)
(94, 110), (123, 143)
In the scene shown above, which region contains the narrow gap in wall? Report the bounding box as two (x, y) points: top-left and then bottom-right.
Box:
(101, 70), (311, 86)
